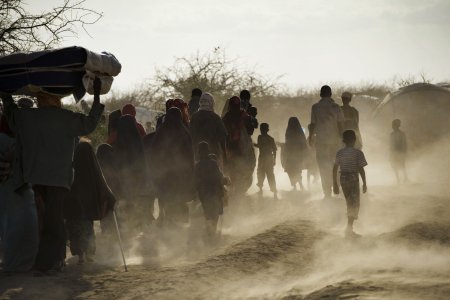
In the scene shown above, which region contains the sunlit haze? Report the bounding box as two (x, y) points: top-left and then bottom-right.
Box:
(30, 0), (450, 92)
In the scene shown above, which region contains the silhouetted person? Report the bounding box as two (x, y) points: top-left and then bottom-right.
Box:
(157, 98), (190, 128)
(240, 90), (258, 135)
(65, 141), (115, 264)
(1, 78), (104, 273)
(188, 88), (203, 117)
(333, 130), (367, 237)
(390, 119), (409, 184)
(222, 96), (256, 195)
(122, 103), (146, 137)
(190, 92), (227, 168)
(282, 117), (308, 191)
(150, 107), (194, 226)
(194, 141), (228, 241)
(114, 115), (150, 228)
(240, 89), (251, 111)
(341, 92), (362, 149)
(255, 123), (278, 199)
(0, 132), (38, 273)
(309, 85), (344, 199)
(106, 109), (121, 145)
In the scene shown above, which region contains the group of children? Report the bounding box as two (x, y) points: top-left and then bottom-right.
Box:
(252, 118), (408, 237)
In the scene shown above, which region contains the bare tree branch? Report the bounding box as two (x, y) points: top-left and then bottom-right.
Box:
(132, 48), (280, 109)
(0, 0), (102, 55)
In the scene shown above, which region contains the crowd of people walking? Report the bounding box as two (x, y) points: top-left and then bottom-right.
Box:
(0, 81), (407, 275)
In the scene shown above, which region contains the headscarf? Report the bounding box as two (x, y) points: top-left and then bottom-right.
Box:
(228, 96), (241, 113)
(285, 117), (308, 150)
(122, 103), (137, 117)
(65, 142), (116, 220)
(223, 96), (246, 147)
(106, 109), (122, 145)
(116, 115), (145, 168)
(108, 109), (122, 137)
(120, 105), (146, 137)
(163, 98), (190, 126)
(165, 99), (175, 111)
(198, 93), (215, 112)
(173, 98), (190, 125)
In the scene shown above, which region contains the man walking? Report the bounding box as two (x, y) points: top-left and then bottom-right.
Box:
(309, 85), (344, 199)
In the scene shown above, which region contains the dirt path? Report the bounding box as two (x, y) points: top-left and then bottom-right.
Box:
(1, 184), (450, 299)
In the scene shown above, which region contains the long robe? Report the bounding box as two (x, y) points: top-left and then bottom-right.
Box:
(282, 117), (309, 186)
(222, 98), (256, 195)
(65, 142), (115, 256)
(190, 110), (227, 167)
(150, 108), (194, 224)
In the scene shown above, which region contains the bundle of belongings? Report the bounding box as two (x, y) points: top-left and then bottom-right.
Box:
(0, 46), (121, 101)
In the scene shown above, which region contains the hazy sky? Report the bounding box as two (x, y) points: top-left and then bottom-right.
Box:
(31, 0), (450, 92)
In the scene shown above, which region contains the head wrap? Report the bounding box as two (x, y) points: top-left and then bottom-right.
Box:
(199, 92), (215, 112)
(122, 104), (136, 117)
(228, 96), (241, 113)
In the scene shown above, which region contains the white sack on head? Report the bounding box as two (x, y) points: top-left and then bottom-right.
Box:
(82, 71), (114, 95)
(84, 50), (122, 76)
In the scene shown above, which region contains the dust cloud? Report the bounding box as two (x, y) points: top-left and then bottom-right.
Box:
(1, 97), (450, 300)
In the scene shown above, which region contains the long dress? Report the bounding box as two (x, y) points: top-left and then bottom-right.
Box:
(64, 141), (116, 258)
(282, 117), (309, 187)
(149, 107), (194, 225)
(222, 97), (256, 195)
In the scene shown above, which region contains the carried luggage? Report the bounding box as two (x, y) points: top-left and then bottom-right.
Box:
(0, 46), (121, 101)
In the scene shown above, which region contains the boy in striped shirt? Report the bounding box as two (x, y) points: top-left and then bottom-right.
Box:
(333, 130), (367, 237)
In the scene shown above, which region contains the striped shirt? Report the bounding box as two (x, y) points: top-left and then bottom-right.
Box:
(335, 146), (367, 173)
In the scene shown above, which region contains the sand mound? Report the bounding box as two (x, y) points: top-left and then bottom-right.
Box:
(381, 222), (450, 245)
(203, 220), (321, 273)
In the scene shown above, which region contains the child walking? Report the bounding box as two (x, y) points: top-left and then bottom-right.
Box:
(390, 119), (408, 184)
(194, 141), (228, 241)
(254, 123), (278, 199)
(333, 130), (367, 237)
(65, 141), (116, 264)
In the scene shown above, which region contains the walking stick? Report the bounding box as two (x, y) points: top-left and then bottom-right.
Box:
(113, 209), (128, 272)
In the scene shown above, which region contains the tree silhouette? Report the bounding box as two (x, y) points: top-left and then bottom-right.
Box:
(0, 0), (102, 55)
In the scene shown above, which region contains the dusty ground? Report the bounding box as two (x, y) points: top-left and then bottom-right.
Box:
(1, 176), (449, 299)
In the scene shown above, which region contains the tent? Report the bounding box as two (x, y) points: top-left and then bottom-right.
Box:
(373, 83), (450, 148)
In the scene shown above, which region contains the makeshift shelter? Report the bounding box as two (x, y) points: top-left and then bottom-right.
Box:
(373, 83), (450, 148)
